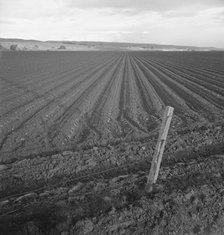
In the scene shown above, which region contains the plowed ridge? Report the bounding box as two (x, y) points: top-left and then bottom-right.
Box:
(0, 51), (224, 162)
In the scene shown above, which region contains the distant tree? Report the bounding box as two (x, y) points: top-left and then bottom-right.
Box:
(58, 45), (66, 50)
(10, 44), (18, 51)
(34, 45), (39, 49)
(0, 44), (3, 50)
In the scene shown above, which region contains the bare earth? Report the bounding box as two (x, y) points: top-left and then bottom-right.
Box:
(0, 51), (224, 234)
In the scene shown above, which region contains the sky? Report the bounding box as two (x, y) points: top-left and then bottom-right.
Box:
(0, 0), (224, 47)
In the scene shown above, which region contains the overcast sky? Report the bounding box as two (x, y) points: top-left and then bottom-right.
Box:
(0, 0), (224, 47)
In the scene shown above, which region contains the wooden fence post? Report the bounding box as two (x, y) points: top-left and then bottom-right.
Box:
(146, 106), (174, 192)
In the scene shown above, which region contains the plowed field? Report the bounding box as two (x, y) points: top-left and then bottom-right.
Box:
(1, 51), (224, 163)
(1, 51), (224, 234)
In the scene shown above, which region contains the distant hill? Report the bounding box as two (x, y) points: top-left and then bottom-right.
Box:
(0, 38), (40, 43)
(0, 38), (220, 51)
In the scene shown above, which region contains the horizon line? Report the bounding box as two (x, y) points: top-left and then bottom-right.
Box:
(1, 37), (222, 49)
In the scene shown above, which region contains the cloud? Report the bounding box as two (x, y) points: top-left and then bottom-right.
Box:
(0, 0), (224, 47)
(66, 0), (224, 12)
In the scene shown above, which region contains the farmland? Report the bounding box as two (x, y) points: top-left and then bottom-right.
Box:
(0, 51), (224, 234)
(0, 51), (224, 163)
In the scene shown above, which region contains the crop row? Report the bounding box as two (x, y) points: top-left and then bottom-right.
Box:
(0, 51), (223, 161)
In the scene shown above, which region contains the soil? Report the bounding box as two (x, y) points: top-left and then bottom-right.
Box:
(0, 122), (224, 235)
(1, 51), (224, 234)
(1, 51), (224, 163)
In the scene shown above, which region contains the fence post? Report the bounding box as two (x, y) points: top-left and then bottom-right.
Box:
(146, 106), (174, 192)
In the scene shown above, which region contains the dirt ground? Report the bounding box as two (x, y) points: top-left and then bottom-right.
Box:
(1, 51), (224, 162)
(0, 121), (224, 234)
